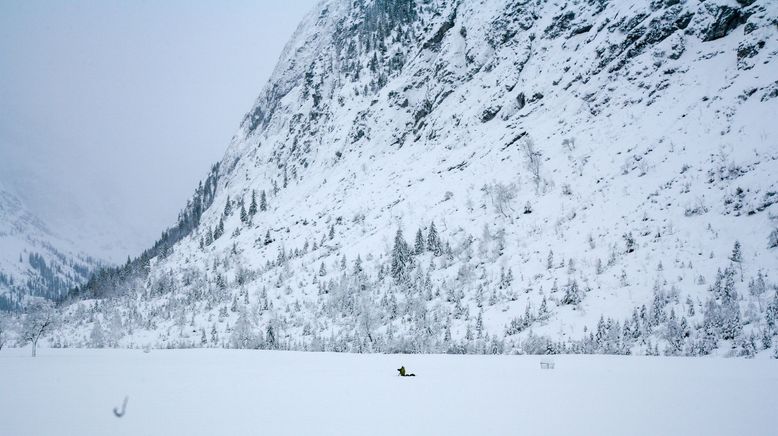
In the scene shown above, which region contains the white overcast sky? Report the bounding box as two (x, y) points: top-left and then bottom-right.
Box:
(0, 0), (318, 261)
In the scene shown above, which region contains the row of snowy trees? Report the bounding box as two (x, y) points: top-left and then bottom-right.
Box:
(11, 214), (777, 360)
(200, 189), (270, 248)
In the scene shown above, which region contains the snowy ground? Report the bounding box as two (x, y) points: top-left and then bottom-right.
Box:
(0, 349), (776, 436)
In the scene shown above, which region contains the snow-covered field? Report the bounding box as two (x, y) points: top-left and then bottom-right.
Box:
(1, 349), (775, 436)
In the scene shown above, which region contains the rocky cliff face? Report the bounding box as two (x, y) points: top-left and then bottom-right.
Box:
(53, 0), (778, 356)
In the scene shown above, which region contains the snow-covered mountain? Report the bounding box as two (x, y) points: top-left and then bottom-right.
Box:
(0, 184), (101, 310)
(50, 0), (778, 356)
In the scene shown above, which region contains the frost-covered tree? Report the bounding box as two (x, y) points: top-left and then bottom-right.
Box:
(413, 228), (425, 255)
(90, 320), (105, 348)
(249, 190), (258, 216)
(426, 221), (442, 256)
(107, 312), (124, 347)
(663, 309), (684, 355)
(561, 280), (582, 305)
(595, 258), (604, 275)
(748, 270), (767, 310)
(20, 298), (57, 357)
(730, 240), (743, 280)
(686, 296), (696, 317)
(210, 324), (219, 345)
(390, 228), (411, 283)
(761, 328), (773, 350)
(738, 333), (757, 358)
(223, 195), (232, 217)
(716, 273), (742, 341)
(260, 190), (268, 212)
(240, 203), (249, 224)
(694, 300), (721, 355)
(485, 182), (517, 219)
(357, 297), (378, 345)
(230, 309), (257, 349)
(765, 292), (778, 334)
(214, 218), (225, 240)
(524, 137), (542, 192)
(265, 321), (278, 350)
(538, 296), (549, 319)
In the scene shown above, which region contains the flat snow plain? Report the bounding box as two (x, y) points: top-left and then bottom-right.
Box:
(1, 349), (775, 436)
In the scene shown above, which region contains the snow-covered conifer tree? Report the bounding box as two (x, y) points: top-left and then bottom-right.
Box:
(249, 190), (258, 216)
(390, 228), (411, 283)
(223, 195), (232, 217)
(319, 262), (327, 277)
(426, 221), (442, 255)
(730, 240), (743, 281)
(561, 280), (581, 305)
(240, 203), (248, 224)
(260, 190), (268, 212)
(413, 228), (425, 255)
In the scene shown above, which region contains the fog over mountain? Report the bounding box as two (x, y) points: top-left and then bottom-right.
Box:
(0, 0), (317, 262)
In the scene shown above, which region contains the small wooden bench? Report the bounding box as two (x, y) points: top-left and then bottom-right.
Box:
(540, 358), (555, 369)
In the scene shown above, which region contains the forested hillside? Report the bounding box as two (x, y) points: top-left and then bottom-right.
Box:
(16, 0), (777, 358)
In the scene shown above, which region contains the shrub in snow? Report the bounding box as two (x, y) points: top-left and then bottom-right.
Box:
(738, 333), (757, 358)
(561, 280), (582, 305)
(623, 232), (636, 253)
(684, 198), (709, 216)
(521, 331), (554, 355)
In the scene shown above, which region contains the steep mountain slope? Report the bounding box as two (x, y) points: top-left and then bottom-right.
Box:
(54, 0), (778, 355)
(0, 184), (101, 310)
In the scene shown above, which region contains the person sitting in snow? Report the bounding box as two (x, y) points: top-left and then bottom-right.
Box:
(397, 366), (415, 377)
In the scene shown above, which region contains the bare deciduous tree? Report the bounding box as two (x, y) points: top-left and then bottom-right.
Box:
(483, 181), (517, 220)
(523, 137), (542, 192)
(21, 298), (57, 357)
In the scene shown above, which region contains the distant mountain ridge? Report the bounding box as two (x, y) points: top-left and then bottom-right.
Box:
(0, 184), (101, 310)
